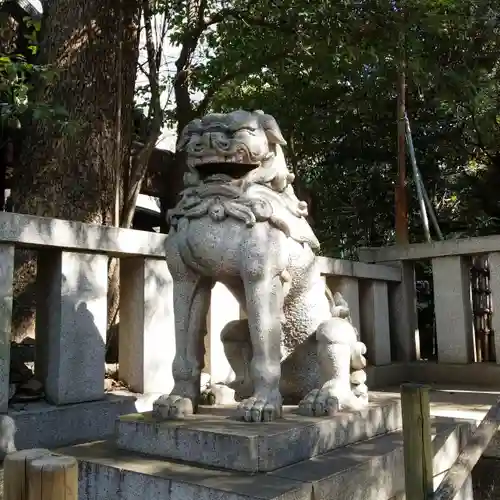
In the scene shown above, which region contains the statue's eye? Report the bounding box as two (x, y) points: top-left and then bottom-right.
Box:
(234, 127), (257, 134)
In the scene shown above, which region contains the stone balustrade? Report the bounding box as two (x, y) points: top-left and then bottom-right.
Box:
(0, 212), (402, 415)
(206, 255), (402, 385)
(0, 212), (174, 413)
(359, 235), (500, 365)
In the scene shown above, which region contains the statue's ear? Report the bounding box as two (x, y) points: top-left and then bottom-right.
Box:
(255, 111), (287, 146)
(176, 119), (202, 151)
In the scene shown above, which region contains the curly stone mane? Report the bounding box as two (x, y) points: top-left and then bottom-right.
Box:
(168, 110), (318, 249)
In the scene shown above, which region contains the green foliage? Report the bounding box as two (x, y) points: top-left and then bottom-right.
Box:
(0, 15), (71, 133)
(141, 0), (500, 255)
(186, 0), (500, 256)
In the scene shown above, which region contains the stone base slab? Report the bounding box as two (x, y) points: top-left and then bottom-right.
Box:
(116, 392), (402, 472)
(60, 418), (474, 500)
(10, 393), (138, 449)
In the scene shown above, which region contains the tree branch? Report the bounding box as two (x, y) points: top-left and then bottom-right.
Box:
(195, 51), (292, 116)
(200, 0), (296, 33)
(137, 60), (150, 78)
(120, 0), (163, 228)
(155, 9), (169, 70)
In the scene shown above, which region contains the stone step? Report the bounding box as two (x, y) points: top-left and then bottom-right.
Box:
(10, 394), (138, 449)
(116, 392), (402, 472)
(58, 417), (474, 500)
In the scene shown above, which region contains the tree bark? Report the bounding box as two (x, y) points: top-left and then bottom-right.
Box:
(13, 0), (139, 221)
(11, 0), (140, 338)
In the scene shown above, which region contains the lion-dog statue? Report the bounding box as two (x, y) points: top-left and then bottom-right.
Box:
(153, 110), (368, 422)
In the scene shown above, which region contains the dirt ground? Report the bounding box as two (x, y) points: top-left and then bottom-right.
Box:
(473, 458), (500, 499)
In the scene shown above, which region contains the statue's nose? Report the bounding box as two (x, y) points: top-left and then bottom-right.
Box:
(201, 132), (212, 148)
(212, 132), (229, 148)
(201, 131), (229, 149)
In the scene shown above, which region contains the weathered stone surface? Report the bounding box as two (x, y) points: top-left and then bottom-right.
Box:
(157, 109), (369, 422)
(119, 257), (175, 394)
(325, 276), (361, 332)
(0, 244), (14, 413)
(10, 394), (138, 449)
(316, 256), (401, 282)
(67, 441), (312, 500)
(487, 252), (500, 365)
(59, 418), (474, 500)
(0, 211), (167, 257)
(432, 256), (474, 364)
(0, 415), (16, 459)
(116, 394), (401, 473)
(36, 250), (108, 405)
(389, 261), (418, 362)
(360, 280), (391, 365)
(205, 282), (240, 385)
(269, 419), (474, 500)
(359, 235), (500, 262)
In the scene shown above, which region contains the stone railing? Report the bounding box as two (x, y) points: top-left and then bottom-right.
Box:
(0, 212), (174, 413)
(0, 212), (403, 414)
(206, 256), (402, 386)
(359, 236), (500, 366)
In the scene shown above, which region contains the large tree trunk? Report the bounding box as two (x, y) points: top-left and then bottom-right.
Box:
(11, 0), (140, 338)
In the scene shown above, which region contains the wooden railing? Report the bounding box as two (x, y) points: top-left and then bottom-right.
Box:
(402, 383), (500, 499)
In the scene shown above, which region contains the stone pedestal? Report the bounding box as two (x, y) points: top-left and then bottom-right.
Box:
(36, 250), (108, 405)
(360, 280), (391, 365)
(0, 244), (14, 413)
(326, 276), (361, 332)
(205, 283), (240, 385)
(387, 261), (418, 362)
(116, 393), (402, 473)
(61, 395), (474, 500)
(487, 252), (500, 364)
(432, 256), (474, 363)
(119, 257), (175, 394)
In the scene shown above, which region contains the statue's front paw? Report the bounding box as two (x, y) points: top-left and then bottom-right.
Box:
(153, 394), (194, 420)
(237, 390), (282, 422)
(297, 385), (367, 417)
(297, 388), (341, 417)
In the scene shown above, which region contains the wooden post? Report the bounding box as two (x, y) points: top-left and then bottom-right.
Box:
(401, 384), (433, 500)
(4, 449), (52, 500)
(4, 449), (78, 500)
(28, 454), (78, 500)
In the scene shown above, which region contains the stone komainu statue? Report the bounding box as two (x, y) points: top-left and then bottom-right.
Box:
(154, 110), (368, 422)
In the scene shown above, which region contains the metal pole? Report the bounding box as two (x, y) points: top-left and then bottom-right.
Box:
(396, 68), (409, 244)
(404, 114), (431, 242)
(418, 176), (443, 240)
(404, 112), (443, 241)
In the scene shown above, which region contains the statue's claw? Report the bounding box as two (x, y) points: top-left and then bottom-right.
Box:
(297, 389), (340, 417)
(237, 390), (282, 422)
(153, 394), (194, 420)
(297, 384), (367, 417)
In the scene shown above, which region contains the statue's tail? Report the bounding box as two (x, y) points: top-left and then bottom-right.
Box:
(328, 289), (369, 403)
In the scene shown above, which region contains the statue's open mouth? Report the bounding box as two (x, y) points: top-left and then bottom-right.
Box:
(194, 161), (257, 179)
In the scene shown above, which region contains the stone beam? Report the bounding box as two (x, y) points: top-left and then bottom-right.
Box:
(0, 212), (166, 258)
(359, 234), (500, 263)
(316, 256), (401, 282)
